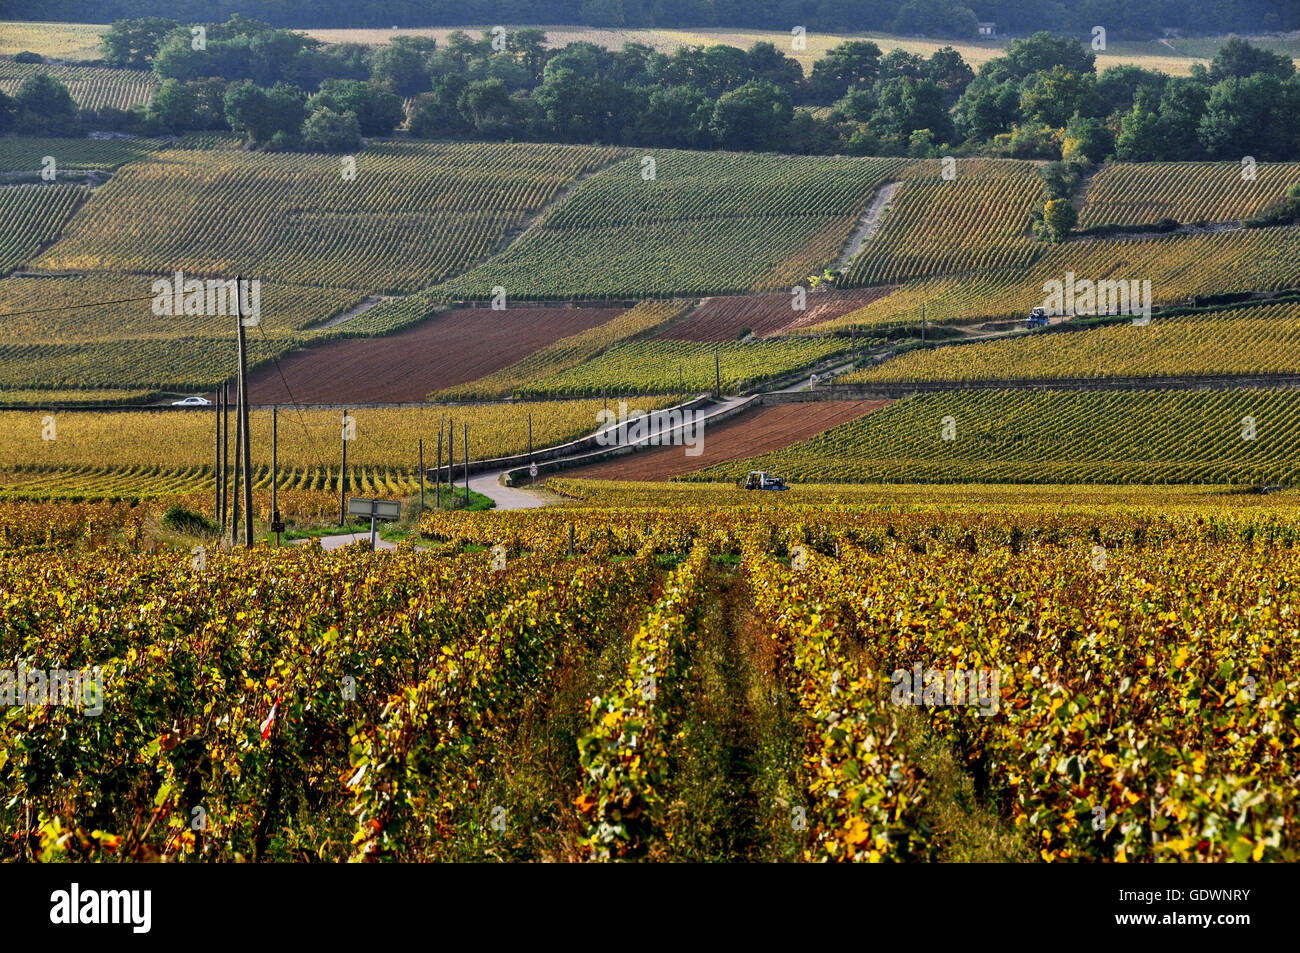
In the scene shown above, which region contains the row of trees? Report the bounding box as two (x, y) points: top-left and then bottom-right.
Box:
(8, 21), (1299, 161)
(12, 0), (1300, 40)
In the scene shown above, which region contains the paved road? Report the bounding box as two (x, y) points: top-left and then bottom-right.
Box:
(469, 470), (556, 510)
(303, 531), (398, 551)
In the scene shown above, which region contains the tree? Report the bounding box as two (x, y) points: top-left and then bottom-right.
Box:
(223, 82), (304, 145)
(925, 46), (974, 104)
(891, 0), (978, 39)
(1113, 105), (1162, 161)
(1042, 198), (1077, 242)
(371, 37), (433, 97)
(873, 77), (954, 145)
(1198, 75), (1288, 160)
(1019, 67), (1101, 128)
(150, 78), (199, 133)
(1209, 37), (1295, 82)
(14, 74), (78, 134)
(309, 79), (403, 136)
(408, 75), (471, 138)
(1062, 114), (1112, 162)
(808, 41), (882, 102)
(956, 78), (1020, 141)
(458, 78), (520, 138)
(301, 106), (361, 152)
(987, 31), (1096, 83)
(709, 80), (793, 151)
(100, 17), (178, 69)
(635, 84), (713, 148)
(0, 90), (14, 133)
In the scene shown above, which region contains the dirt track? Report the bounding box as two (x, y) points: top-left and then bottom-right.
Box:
(245, 305), (624, 404)
(564, 399), (890, 481)
(654, 287), (895, 341)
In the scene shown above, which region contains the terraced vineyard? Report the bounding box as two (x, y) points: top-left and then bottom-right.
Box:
(814, 226), (1300, 330)
(34, 140), (623, 292)
(845, 300), (1300, 383)
(695, 389), (1300, 484)
(512, 337), (849, 397)
(440, 151), (904, 299)
(1078, 162), (1300, 228)
(5, 505), (1296, 861)
(842, 159), (1046, 286)
(0, 58), (157, 111)
(0, 185), (87, 274)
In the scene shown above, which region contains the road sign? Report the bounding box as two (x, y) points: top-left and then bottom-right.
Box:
(348, 497), (402, 520)
(529, 462), (538, 479)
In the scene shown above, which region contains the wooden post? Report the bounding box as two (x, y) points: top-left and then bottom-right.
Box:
(447, 416), (453, 505)
(231, 392), (241, 547)
(715, 346), (720, 396)
(221, 381), (229, 530)
(214, 385), (221, 522)
(272, 406), (279, 546)
(436, 423), (442, 509)
(233, 278), (253, 548)
(463, 422), (469, 506)
(419, 438), (424, 513)
(528, 412), (532, 459)
(340, 408), (348, 526)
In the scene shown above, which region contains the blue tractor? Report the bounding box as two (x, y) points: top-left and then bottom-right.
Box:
(1025, 307), (1050, 329)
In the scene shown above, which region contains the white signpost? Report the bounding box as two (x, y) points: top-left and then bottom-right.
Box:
(348, 496), (402, 550)
(529, 462), (538, 485)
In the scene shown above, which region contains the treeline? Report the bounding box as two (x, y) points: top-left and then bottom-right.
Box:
(4, 0), (1298, 40)
(4, 19), (1298, 162)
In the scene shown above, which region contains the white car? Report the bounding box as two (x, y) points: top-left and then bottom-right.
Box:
(171, 396), (212, 407)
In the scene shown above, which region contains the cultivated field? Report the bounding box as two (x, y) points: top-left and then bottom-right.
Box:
(440, 152), (905, 299)
(0, 57), (156, 110)
(1077, 162), (1300, 228)
(564, 400), (889, 480)
(695, 389), (1300, 484)
(653, 288), (894, 341)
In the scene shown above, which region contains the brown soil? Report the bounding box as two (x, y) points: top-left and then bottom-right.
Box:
(566, 399), (891, 481)
(243, 305), (624, 404)
(653, 288), (896, 342)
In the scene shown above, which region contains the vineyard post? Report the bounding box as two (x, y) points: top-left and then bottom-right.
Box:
(436, 416), (443, 508)
(419, 438), (424, 513)
(213, 385), (221, 523)
(221, 381), (229, 531)
(235, 277), (253, 549)
(340, 408), (348, 527)
(922, 303), (927, 343)
(272, 407), (279, 547)
(231, 397), (241, 547)
(851, 324), (856, 363)
(447, 416), (453, 505)
(715, 347), (720, 396)
(463, 423), (469, 506)
(528, 412), (533, 459)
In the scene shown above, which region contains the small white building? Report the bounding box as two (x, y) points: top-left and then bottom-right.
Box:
(978, 22), (997, 38)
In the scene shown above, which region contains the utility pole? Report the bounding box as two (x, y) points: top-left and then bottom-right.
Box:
(436, 425), (442, 509)
(851, 323), (856, 363)
(272, 407), (280, 546)
(463, 423), (469, 506)
(715, 347), (721, 396)
(231, 396), (241, 547)
(528, 412), (532, 460)
(235, 277), (253, 548)
(447, 416), (454, 506)
(339, 408), (348, 526)
(418, 438), (424, 513)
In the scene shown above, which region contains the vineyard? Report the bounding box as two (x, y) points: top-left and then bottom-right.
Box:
(32, 140), (623, 292)
(0, 399), (676, 503)
(439, 151), (904, 299)
(842, 159), (1046, 286)
(511, 337), (849, 397)
(3, 504), (1296, 861)
(813, 226), (1300, 330)
(1077, 162), (1300, 229)
(0, 137), (164, 171)
(844, 300), (1300, 383)
(0, 185), (87, 275)
(693, 389), (1300, 485)
(653, 288), (895, 341)
(0, 58), (157, 111)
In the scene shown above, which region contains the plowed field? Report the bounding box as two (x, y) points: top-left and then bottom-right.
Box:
(653, 288), (895, 341)
(564, 399), (890, 481)
(244, 305), (625, 404)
